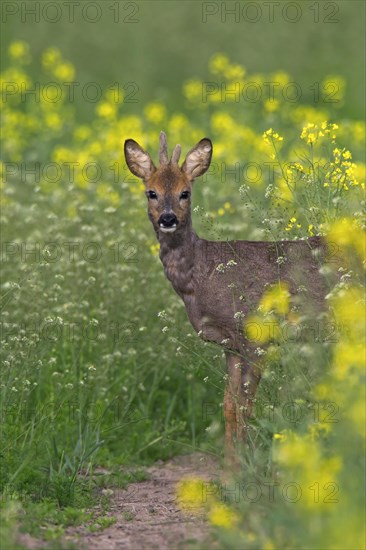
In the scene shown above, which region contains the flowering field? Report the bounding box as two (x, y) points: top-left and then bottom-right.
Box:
(1, 41), (365, 548)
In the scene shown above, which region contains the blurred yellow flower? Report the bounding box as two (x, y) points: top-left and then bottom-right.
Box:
(74, 126), (92, 142)
(223, 63), (245, 81)
(96, 102), (117, 119)
(42, 47), (62, 69)
(327, 218), (365, 261)
(44, 112), (62, 130)
(244, 314), (280, 344)
(211, 112), (236, 133)
(260, 283), (290, 315)
(176, 477), (205, 510)
(168, 113), (189, 133)
(264, 99), (280, 113)
(144, 102), (166, 124)
(272, 71), (290, 87)
(183, 79), (203, 103)
(53, 62), (75, 81)
(209, 53), (230, 75)
(150, 243), (160, 256)
(8, 41), (30, 63)
(208, 502), (239, 529)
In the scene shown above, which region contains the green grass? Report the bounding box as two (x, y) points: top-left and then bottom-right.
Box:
(1, 19), (365, 548)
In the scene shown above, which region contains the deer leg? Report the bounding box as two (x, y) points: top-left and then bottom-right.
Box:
(223, 352), (242, 470)
(225, 352), (261, 458)
(223, 383), (237, 469)
(236, 361), (261, 446)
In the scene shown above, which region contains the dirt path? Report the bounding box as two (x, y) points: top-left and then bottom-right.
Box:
(64, 453), (221, 550)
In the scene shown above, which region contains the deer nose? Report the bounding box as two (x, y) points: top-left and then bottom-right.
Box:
(159, 212), (178, 227)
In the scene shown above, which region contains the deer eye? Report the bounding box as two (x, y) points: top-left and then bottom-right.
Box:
(179, 191), (190, 200)
(147, 190), (158, 200)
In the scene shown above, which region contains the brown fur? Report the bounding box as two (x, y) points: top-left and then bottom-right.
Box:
(124, 133), (335, 469)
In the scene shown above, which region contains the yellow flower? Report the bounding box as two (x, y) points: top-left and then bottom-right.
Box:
(74, 126), (92, 142)
(44, 112), (62, 130)
(285, 217), (301, 231)
(8, 41), (30, 63)
(183, 79), (203, 103)
(223, 63), (245, 81)
(176, 477), (205, 510)
(263, 128), (283, 145)
(351, 121), (365, 143)
(144, 102), (166, 124)
(272, 71), (291, 87)
(96, 102), (117, 119)
(53, 62), (75, 81)
(42, 47), (62, 70)
(327, 218), (365, 261)
(209, 53), (230, 75)
(150, 243), (160, 256)
(260, 283), (290, 315)
(208, 502), (239, 529)
(168, 113), (189, 134)
(211, 112), (236, 133)
(244, 314), (280, 344)
(264, 99), (280, 113)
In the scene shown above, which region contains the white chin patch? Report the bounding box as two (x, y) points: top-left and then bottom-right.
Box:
(159, 224), (177, 233)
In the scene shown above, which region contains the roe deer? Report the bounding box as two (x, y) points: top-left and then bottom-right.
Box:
(124, 132), (333, 466)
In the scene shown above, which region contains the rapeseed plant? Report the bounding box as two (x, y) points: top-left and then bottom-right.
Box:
(1, 44), (364, 547)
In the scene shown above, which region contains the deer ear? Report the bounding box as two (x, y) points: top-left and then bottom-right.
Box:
(181, 138), (212, 180)
(124, 139), (156, 180)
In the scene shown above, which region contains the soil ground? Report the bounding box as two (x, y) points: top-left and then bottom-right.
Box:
(18, 453), (221, 550)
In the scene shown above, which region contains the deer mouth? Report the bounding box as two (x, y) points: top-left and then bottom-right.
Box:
(159, 224), (177, 233)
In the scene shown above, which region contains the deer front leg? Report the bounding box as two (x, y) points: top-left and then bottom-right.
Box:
(223, 352), (242, 470)
(223, 382), (237, 469)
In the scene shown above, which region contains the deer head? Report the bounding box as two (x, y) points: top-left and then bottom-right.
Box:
(124, 132), (212, 234)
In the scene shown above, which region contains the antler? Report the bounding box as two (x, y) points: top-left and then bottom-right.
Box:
(171, 144), (181, 165)
(159, 131), (181, 166)
(159, 131), (169, 165)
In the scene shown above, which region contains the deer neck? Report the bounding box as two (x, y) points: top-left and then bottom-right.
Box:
(157, 220), (197, 297)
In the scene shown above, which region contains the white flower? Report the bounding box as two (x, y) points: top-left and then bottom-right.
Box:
(234, 311), (245, 320)
(276, 256), (287, 265)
